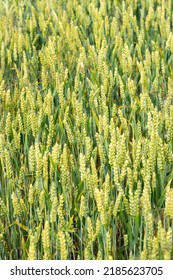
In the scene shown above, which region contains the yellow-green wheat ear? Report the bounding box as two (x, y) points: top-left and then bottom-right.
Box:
(42, 221), (50, 260)
(58, 231), (67, 260)
(28, 234), (36, 260)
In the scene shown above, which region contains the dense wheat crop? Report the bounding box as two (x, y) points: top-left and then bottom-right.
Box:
(0, 0), (173, 260)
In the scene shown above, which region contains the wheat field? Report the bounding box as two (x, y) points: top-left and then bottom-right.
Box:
(0, 0), (173, 260)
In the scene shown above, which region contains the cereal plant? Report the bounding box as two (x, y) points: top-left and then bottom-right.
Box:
(0, 0), (173, 260)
